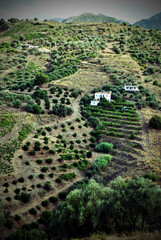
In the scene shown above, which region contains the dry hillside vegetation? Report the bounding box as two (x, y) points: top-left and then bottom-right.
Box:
(0, 20), (161, 237)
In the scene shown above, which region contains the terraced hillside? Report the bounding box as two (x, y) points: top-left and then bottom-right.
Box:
(83, 99), (146, 182)
(0, 20), (161, 238)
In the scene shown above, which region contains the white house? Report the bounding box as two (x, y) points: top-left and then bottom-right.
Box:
(124, 85), (139, 92)
(95, 90), (112, 101)
(90, 90), (112, 106)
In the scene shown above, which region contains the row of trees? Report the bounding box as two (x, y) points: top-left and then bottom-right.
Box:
(51, 177), (161, 238)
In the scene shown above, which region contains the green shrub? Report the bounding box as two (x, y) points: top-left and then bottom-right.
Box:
(28, 175), (34, 180)
(51, 166), (56, 170)
(144, 171), (159, 181)
(90, 137), (96, 143)
(18, 177), (24, 183)
(32, 105), (42, 114)
(37, 183), (42, 188)
(95, 142), (113, 153)
(36, 205), (41, 210)
(43, 145), (49, 150)
(149, 115), (161, 129)
(41, 131), (46, 136)
(49, 149), (55, 154)
(34, 72), (49, 85)
(60, 172), (76, 181)
(49, 196), (58, 203)
(46, 127), (52, 131)
(29, 150), (36, 156)
(41, 200), (49, 207)
(22, 145), (29, 151)
(76, 118), (81, 122)
(29, 208), (37, 215)
(53, 99), (58, 103)
(14, 194), (21, 200)
(59, 192), (67, 200)
(52, 104), (73, 117)
(36, 159), (43, 164)
(86, 151), (92, 158)
(46, 158), (53, 164)
(34, 141), (41, 151)
(6, 197), (11, 201)
(12, 180), (17, 185)
(49, 173), (54, 178)
(55, 178), (62, 183)
(41, 167), (48, 172)
(4, 182), (9, 187)
(129, 131), (136, 139)
(20, 192), (30, 203)
(44, 137), (49, 144)
(44, 181), (51, 191)
(39, 174), (44, 179)
(95, 155), (112, 169)
(70, 144), (74, 150)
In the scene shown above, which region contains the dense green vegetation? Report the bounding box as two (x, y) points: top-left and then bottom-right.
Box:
(2, 177), (160, 240)
(51, 177), (161, 239)
(95, 142), (113, 153)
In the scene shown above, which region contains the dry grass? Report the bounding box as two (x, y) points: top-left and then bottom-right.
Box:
(54, 67), (109, 92)
(71, 232), (161, 240)
(52, 46), (143, 92)
(140, 108), (161, 175)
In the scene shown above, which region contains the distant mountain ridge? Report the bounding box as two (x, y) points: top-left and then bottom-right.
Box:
(49, 18), (65, 23)
(133, 12), (161, 30)
(63, 13), (123, 24)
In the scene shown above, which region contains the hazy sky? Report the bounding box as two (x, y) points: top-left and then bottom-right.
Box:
(0, 0), (161, 24)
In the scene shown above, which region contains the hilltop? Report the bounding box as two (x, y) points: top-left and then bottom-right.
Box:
(0, 19), (161, 239)
(48, 18), (65, 23)
(133, 12), (161, 30)
(63, 13), (122, 23)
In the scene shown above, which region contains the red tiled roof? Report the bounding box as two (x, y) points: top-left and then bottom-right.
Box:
(96, 92), (111, 95)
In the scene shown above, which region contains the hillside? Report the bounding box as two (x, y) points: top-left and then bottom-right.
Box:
(133, 12), (161, 30)
(48, 18), (65, 23)
(0, 19), (161, 239)
(63, 13), (122, 23)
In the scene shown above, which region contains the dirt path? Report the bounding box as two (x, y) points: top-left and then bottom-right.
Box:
(36, 94), (82, 128)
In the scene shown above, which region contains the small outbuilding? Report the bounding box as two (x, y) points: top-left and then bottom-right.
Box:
(90, 100), (100, 106)
(124, 85), (139, 92)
